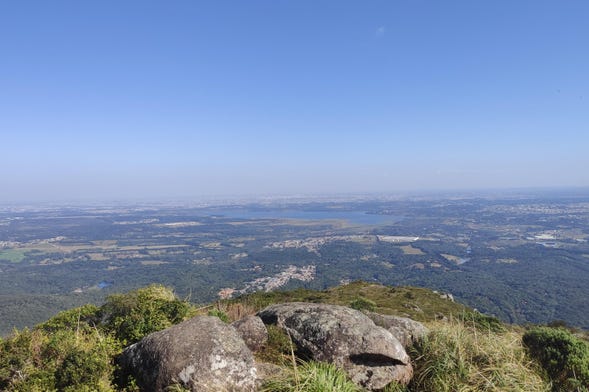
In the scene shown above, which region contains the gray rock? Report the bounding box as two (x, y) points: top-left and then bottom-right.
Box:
(118, 316), (257, 392)
(435, 312), (448, 321)
(440, 293), (454, 302)
(258, 302), (412, 390)
(402, 303), (423, 312)
(362, 311), (428, 347)
(231, 315), (268, 352)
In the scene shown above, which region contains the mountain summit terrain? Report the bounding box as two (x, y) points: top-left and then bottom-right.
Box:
(1, 281), (587, 391)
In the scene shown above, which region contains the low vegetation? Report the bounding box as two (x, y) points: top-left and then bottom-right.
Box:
(523, 327), (589, 391)
(0, 282), (586, 391)
(225, 281), (470, 323)
(409, 320), (548, 391)
(0, 285), (192, 391)
(261, 361), (361, 392)
(0, 325), (121, 391)
(100, 285), (195, 345)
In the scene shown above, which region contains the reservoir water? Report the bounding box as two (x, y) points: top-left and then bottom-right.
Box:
(206, 208), (402, 225)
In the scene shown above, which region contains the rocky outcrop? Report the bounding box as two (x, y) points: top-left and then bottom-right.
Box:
(115, 302), (422, 391)
(440, 293), (454, 302)
(363, 311), (428, 347)
(231, 315), (268, 352)
(257, 302), (413, 390)
(118, 316), (257, 392)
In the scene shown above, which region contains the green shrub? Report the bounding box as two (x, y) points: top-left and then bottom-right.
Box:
(56, 349), (108, 389)
(349, 296), (376, 312)
(0, 329), (53, 390)
(457, 311), (506, 333)
(38, 304), (100, 333)
(207, 308), (230, 323)
(0, 327), (119, 391)
(100, 285), (194, 344)
(1, 285), (195, 391)
(523, 327), (589, 391)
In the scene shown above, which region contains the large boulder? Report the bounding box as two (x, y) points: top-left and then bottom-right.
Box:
(363, 311), (428, 347)
(231, 315), (268, 352)
(258, 302), (413, 390)
(118, 316), (257, 392)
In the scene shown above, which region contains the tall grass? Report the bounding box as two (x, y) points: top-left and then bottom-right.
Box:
(261, 361), (360, 392)
(409, 319), (551, 391)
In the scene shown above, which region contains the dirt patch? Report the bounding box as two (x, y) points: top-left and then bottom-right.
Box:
(400, 245), (424, 255)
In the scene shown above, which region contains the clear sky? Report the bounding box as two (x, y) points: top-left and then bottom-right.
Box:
(1, 1), (588, 202)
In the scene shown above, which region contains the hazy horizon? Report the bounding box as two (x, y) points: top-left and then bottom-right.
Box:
(1, 1), (588, 202)
(2, 186), (589, 208)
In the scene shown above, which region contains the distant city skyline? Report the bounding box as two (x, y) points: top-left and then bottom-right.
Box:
(1, 1), (588, 202)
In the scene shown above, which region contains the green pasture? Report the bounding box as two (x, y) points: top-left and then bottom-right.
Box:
(0, 249), (27, 263)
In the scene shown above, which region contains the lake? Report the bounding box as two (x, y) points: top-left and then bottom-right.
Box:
(206, 208), (403, 225)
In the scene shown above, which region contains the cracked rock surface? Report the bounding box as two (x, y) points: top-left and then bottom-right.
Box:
(363, 311), (428, 348)
(231, 315), (268, 352)
(119, 316), (257, 392)
(258, 302), (413, 390)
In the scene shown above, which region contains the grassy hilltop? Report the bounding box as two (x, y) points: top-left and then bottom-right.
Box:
(0, 282), (587, 391)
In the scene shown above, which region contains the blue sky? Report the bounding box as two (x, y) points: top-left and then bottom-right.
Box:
(1, 1), (588, 202)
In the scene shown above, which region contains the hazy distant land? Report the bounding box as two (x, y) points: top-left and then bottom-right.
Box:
(1, 189), (589, 335)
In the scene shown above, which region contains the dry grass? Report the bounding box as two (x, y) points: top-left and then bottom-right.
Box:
(400, 245), (425, 255)
(441, 253), (461, 263)
(410, 319), (551, 391)
(224, 302), (259, 322)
